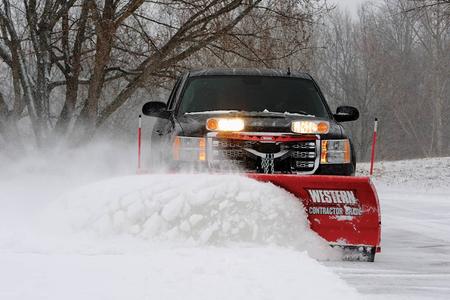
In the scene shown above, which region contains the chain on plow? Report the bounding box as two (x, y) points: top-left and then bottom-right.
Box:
(261, 154), (275, 174)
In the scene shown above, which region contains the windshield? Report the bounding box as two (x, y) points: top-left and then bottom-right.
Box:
(178, 76), (329, 117)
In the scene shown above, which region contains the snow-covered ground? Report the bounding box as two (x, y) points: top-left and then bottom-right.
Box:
(326, 159), (450, 299)
(0, 145), (449, 299)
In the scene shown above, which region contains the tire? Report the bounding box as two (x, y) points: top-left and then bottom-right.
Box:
(367, 247), (376, 262)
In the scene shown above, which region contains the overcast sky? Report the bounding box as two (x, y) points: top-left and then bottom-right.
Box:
(329, 0), (370, 16)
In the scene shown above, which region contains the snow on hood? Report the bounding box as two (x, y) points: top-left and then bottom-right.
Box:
(48, 174), (338, 260)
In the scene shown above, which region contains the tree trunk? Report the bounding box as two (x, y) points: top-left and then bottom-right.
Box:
(77, 1), (117, 138)
(0, 92), (24, 154)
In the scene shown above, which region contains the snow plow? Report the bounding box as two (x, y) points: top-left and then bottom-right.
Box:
(141, 68), (381, 261)
(248, 174), (381, 261)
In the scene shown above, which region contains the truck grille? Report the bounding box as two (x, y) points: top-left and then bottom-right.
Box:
(208, 137), (318, 174)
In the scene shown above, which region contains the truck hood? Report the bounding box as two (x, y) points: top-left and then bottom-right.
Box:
(176, 111), (344, 139)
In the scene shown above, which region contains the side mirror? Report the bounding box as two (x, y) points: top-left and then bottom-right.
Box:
(142, 101), (170, 118)
(334, 106), (359, 122)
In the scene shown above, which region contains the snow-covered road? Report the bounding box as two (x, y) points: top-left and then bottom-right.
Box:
(327, 185), (450, 299)
(0, 147), (449, 299)
(324, 159), (450, 299)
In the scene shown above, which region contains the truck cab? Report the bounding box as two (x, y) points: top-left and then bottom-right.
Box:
(142, 68), (359, 175)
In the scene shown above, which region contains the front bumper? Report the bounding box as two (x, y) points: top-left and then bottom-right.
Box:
(169, 132), (354, 175)
(315, 164), (355, 176)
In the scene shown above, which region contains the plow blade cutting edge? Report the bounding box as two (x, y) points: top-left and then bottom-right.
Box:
(248, 174), (381, 261)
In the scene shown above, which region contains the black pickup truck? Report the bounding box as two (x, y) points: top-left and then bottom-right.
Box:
(142, 68), (359, 175)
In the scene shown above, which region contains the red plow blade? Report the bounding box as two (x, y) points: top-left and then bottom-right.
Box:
(248, 174), (381, 253)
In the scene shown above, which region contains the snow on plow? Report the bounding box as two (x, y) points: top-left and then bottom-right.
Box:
(248, 174), (381, 261)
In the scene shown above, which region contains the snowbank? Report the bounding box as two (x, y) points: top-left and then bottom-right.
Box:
(0, 248), (359, 300)
(357, 157), (450, 191)
(48, 174), (337, 260)
(0, 142), (364, 300)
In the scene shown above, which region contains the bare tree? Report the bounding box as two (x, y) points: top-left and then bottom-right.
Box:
(95, 0), (328, 127)
(0, 0), (78, 146)
(313, 8), (385, 160)
(404, 0), (450, 12)
(409, 0), (450, 154)
(0, 0), (327, 150)
(313, 0), (449, 160)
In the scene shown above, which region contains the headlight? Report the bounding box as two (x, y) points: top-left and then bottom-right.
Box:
(291, 121), (329, 134)
(173, 136), (206, 161)
(321, 139), (351, 164)
(206, 118), (245, 132)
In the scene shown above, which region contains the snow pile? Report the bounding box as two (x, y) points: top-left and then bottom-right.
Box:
(48, 174), (336, 259)
(0, 143), (361, 300)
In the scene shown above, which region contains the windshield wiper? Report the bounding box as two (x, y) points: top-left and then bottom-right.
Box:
(185, 110), (240, 115)
(282, 111), (315, 117)
(246, 110), (316, 117)
(185, 110), (315, 117)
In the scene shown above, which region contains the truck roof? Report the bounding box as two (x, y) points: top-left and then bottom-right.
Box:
(188, 68), (312, 80)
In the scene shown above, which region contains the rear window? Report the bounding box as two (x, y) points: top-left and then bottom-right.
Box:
(178, 76), (329, 117)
